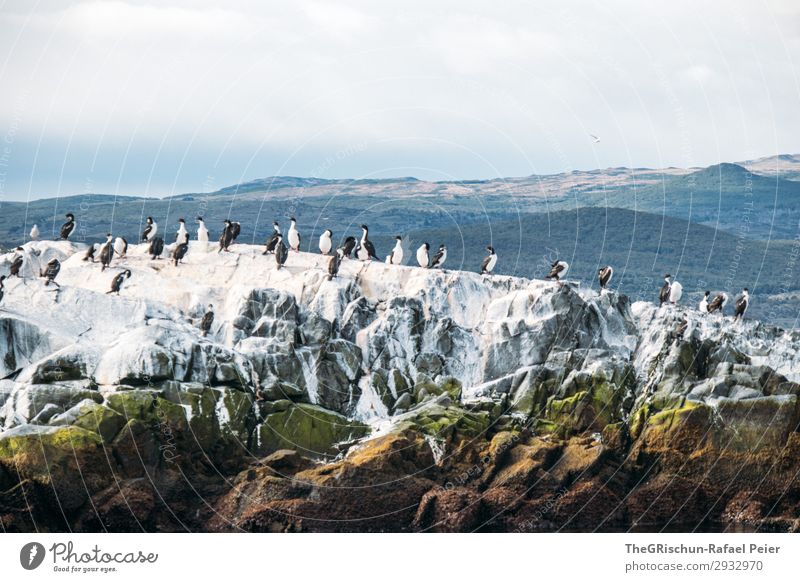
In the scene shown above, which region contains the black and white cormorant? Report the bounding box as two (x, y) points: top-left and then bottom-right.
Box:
(263, 222), (281, 255)
(0, 275), (5, 305)
(356, 225), (379, 261)
(545, 260), (569, 282)
(200, 305), (214, 337)
(428, 244), (447, 269)
(328, 248), (343, 280)
(699, 290), (710, 312)
(230, 221), (241, 242)
(287, 217), (301, 252)
(669, 280), (683, 304)
(416, 243), (430, 268)
(319, 229), (333, 255)
(141, 217), (157, 242)
(107, 269), (131, 295)
(99, 234), (114, 271)
(387, 236), (403, 265)
(275, 234), (289, 270)
(196, 217), (209, 243)
(173, 233), (189, 266)
(218, 219), (234, 252)
(149, 237), (165, 260)
(598, 265), (613, 290)
(734, 288), (749, 319)
(9, 248), (24, 278)
(40, 258), (61, 287)
(83, 244), (97, 262)
(113, 236), (128, 258)
(60, 214), (76, 240)
(176, 218), (188, 243)
(707, 292), (727, 314)
(481, 246), (497, 275)
(659, 274), (672, 305)
(339, 236), (357, 258)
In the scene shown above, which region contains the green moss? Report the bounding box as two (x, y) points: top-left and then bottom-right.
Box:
(0, 426), (102, 480)
(254, 403), (369, 460)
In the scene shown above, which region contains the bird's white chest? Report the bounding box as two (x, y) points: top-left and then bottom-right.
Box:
(319, 234), (332, 253)
(699, 299), (708, 312)
(485, 254), (497, 272)
(416, 248), (428, 266)
(288, 227), (300, 247)
(391, 243), (403, 264)
(197, 224), (209, 242)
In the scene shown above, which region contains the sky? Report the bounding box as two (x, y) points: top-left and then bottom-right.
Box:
(0, 0), (798, 201)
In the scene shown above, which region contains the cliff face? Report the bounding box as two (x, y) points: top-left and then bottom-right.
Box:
(1, 240), (799, 532)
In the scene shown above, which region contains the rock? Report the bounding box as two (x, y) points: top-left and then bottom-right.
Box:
(0, 425), (108, 511)
(1, 383), (103, 427)
(49, 399), (126, 443)
(252, 403), (369, 460)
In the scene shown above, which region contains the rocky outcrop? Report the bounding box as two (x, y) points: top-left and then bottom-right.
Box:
(1, 240), (799, 532)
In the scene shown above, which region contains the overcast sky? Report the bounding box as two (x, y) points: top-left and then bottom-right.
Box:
(0, 0), (798, 200)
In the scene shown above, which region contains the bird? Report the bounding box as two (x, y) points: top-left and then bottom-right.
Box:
(327, 248), (343, 280)
(387, 236), (403, 265)
(141, 217), (157, 242)
(83, 244), (97, 262)
(218, 219), (236, 252)
(107, 269), (131, 295)
(287, 217), (301, 252)
(9, 248), (24, 277)
(196, 217), (209, 243)
(339, 236), (357, 259)
(263, 222), (281, 255)
(319, 229), (333, 255)
(200, 305), (214, 337)
(707, 292), (727, 314)
(275, 234), (288, 270)
(669, 280), (683, 304)
(99, 234), (114, 271)
(29, 224), (40, 241)
(230, 221), (241, 242)
(113, 236), (128, 258)
(356, 224), (380, 261)
(176, 218), (188, 243)
(60, 213), (76, 240)
(149, 237), (164, 260)
(598, 265), (613, 290)
(0, 275), (5, 305)
(589, 134), (601, 143)
(416, 243), (430, 268)
(40, 258), (61, 287)
(481, 246), (497, 275)
(173, 233), (189, 266)
(218, 219), (234, 252)
(546, 260), (569, 281)
(429, 244), (447, 269)
(699, 290), (710, 312)
(659, 274), (672, 306)
(734, 288), (749, 319)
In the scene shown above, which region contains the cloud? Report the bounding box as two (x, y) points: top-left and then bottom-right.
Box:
(0, 0), (797, 199)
